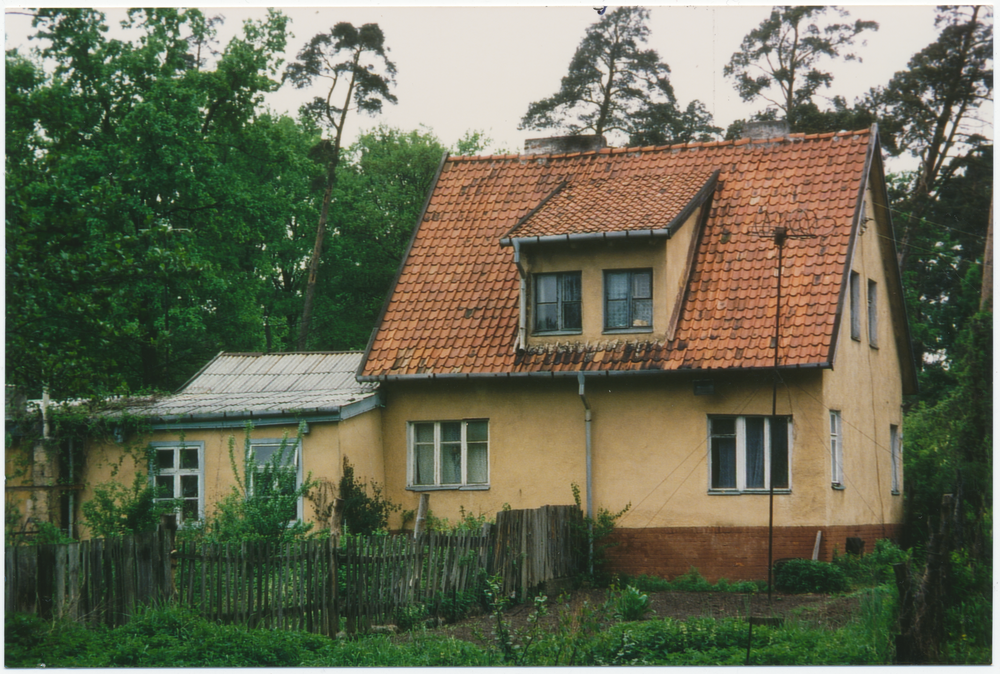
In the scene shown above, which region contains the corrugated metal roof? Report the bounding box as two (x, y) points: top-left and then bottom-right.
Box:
(129, 352), (377, 419)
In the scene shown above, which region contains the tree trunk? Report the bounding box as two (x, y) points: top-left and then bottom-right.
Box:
(296, 179), (335, 351)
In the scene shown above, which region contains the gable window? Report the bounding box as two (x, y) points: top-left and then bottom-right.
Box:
(850, 271), (861, 341)
(534, 272), (582, 333)
(409, 420), (489, 489)
(867, 280), (879, 347)
(709, 416), (790, 492)
(890, 425), (901, 495)
(249, 438), (303, 522)
(605, 269), (653, 331)
(830, 410), (844, 488)
(152, 441), (204, 524)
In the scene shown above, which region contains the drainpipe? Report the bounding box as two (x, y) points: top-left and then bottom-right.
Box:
(577, 373), (594, 576)
(512, 240), (527, 350)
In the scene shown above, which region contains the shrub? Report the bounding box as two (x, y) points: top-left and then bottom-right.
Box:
(571, 483), (630, 586)
(613, 584), (652, 622)
(833, 538), (908, 587)
(83, 472), (178, 537)
(774, 559), (849, 594)
(339, 457), (399, 534)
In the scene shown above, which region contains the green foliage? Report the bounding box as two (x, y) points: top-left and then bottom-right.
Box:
(519, 7), (717, 145)
(187, 424), (315, 543)
(621, 570), (763, 594)
(571, 483), (630, 586)
(338, 457), (399, 535)
(832, 538), (908, 588)
(479, 574), (549, 665)
(774, 559), (850, 594)
(613, 584), (652, 622)
(82, 472), (178, 538)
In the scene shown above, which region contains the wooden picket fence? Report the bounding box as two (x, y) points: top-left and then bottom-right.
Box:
(5, 505), (582, 634)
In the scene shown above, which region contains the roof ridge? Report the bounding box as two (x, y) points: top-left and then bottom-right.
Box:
(218, 351), (365, 357)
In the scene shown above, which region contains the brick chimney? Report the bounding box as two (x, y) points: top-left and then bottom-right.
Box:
(523, 135), (607, 156)
(741, 120), (790, 141)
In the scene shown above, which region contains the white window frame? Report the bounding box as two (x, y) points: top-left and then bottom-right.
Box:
(830, 410), (844, 488)
(150, 440), (205, 524)
(850, 271), (861, 341)
(890, 425), (901, 495)
(407, 420), (490, 490)
(707, 416), (792, 493)
(867, 279), (879, 347)
(248, 437), (304, 522)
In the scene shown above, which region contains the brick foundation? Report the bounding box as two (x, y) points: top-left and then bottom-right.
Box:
(605, 524), (902, 582)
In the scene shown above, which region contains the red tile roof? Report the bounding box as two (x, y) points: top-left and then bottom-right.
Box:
(502, 170), (718, 240)
(360, 129), (875, 379)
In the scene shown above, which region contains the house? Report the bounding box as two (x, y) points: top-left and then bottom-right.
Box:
(357, 124), (917, 580)
(7, 352), (384, 538)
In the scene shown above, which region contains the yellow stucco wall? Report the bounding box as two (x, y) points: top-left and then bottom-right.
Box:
(376, 365), (904, 532)
(822, 180), (906, 527)
(521, 207), (701, 345)
(75, 408), (384, 537)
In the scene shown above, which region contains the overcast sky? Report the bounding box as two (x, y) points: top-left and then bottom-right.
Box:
(4, 3), (992, 170)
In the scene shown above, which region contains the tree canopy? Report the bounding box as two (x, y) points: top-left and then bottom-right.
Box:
(519, 7), (718, 145)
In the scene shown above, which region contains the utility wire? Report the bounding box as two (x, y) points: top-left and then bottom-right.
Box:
(876, 202), (988, 242)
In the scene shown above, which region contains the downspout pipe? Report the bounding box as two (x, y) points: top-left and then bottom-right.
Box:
(513, 240), (527, 350)
(577, 372), (593, 519)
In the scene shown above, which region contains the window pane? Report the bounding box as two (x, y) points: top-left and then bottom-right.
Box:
(536, 304), (559, 331)
(712, 418), (736, 436)
(180, 448), (199, 470)
(466, 420), (488, 443)
(254, 444), (291, 466)
(606, 272), (629, 300)
(537, 274), (558, 303)
(770, 418), (789, 488)
(415, 423), (434, 444)
(745, 418), (765, 488)
(606, 299), (628, 328)
(562, 273), (581, 301)
(414, 443), (434, 485)
(632, 298), (652, 327)
(181, 475), (199, 498)
(182, 500), (199, 521)
(441, 422), (461, 443)
(632, 271), (652, 299)
(562, 301), (581, 330)
(156, 475), (174, 498)
(441, 442), (461, 484)
(712, 437), (737, 489)
(467, 443), (488, 484)
(157, 449), (174, 471)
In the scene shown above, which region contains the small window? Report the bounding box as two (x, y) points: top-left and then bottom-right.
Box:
(850, 272), (861, 341)
(605, 269), (653, 331)
(534, 272), (581, 333)
(249, 438), (303, 522)
(709, 416), (790, 492)
(867, 280), (878, 347)
(409, 420), (489, 489)
(830, 410), (844, 487)
(152, 441), (204, 524)
(890, 425), (901, 494)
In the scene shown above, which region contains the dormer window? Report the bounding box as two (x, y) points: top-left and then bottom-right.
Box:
(605, 269), (653, 331)
(534, 272), (582, 333)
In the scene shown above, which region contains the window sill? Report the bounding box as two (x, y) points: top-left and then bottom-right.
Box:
(603, 327), (654, 335)
(708, 489), (791, 495)
(407, 485), (490, 492)
(832, 483), (846, 491)
(869, 344), (879, 350)
(891, 490), (900, 496)
(533, 330), (582, 337)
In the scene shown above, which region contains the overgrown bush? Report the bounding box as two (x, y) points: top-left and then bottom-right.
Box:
(774, 559), (849, 594)
(82, 472), (178, 537)
(832, 538), (908, 587)
(571, 483), (630, 586)
(613, 584), (652, 621)
(339, 458), (399, 534)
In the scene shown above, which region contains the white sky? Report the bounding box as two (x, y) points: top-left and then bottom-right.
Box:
(3, 3), (992, 171)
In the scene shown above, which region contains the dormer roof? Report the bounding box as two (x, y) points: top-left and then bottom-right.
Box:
(500, 170), (718, 244)
(359, 127), (915, 386)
